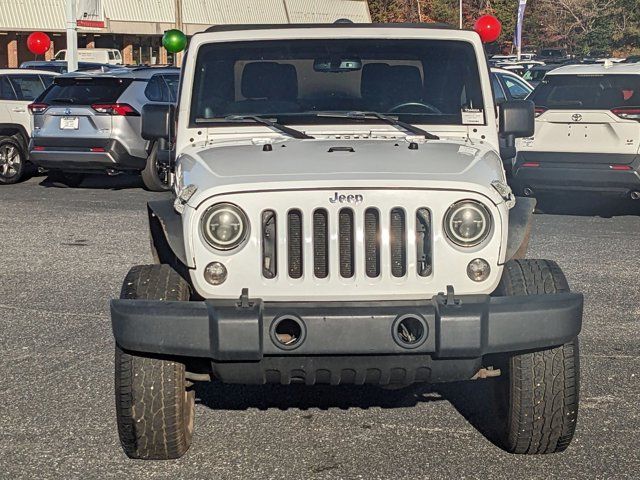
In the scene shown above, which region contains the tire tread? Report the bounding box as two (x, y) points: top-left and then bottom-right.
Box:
(496, 259), (579, 454)
(115, 264), (193, 460)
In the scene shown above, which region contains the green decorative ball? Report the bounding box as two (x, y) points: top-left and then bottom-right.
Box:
(163, 29), (187, 53)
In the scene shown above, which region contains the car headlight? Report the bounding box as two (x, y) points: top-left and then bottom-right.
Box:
(201, 203), (249, 250)
(444, 200), (492, 247)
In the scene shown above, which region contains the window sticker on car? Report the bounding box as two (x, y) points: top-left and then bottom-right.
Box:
(458, 145), (479, 156)
(461, 108), (484, 125)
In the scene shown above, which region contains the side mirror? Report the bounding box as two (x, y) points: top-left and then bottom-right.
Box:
(142, 103), (175, 141)
(499, 100), (534, 161)
(499, 100), (535, 138)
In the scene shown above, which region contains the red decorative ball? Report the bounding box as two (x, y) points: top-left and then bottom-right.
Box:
(27, 32), (51, 56)
(474, 15), (502, 44)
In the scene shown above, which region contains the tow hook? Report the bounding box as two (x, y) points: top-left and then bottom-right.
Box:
(471, 366), (502, 380)
(237, 288), (252, 308)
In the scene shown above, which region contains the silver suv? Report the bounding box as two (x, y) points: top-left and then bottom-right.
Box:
(29, 67), (179, 190)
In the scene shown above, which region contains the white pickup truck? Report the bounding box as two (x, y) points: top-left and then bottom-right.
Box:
(110, 23), (583, 460)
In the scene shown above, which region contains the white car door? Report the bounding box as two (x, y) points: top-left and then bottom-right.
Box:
(6, 74), (50, 133)
(0, 75), (16, 125)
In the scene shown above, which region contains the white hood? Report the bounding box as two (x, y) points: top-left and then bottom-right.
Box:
(178, 138), (506, 207)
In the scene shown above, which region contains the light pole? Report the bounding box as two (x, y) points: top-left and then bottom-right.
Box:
(65, 0), (78, 72)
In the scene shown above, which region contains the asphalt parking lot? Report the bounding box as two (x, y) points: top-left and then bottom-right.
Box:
(1, 175), (639, 479)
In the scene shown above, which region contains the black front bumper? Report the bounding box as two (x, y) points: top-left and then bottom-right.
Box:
(111, 292), (583, 385)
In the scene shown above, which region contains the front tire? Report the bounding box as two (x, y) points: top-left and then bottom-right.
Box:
(141, 142), (170, 192)
(0, 136), (27, 185)
(115, 265), (195, 460)
(493, 259), (580, 454)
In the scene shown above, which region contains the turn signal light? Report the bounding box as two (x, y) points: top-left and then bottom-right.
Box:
(91, 103), (139, 116)
(611, 107), (640, 121)
(28, 103), (48, 114)
(534, 107), (547, 118)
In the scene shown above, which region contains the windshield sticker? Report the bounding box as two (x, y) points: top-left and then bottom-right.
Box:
(458, 145), (479, 156)
(461, 108), (484, 125)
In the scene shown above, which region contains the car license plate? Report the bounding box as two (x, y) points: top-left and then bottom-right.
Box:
(60, 116), (79, 130)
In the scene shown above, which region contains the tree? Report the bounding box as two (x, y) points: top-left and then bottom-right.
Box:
(367, 0), (640, 55)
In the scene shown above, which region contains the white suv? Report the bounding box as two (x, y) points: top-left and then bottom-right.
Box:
(513, 63), (640, 199)
(109, 23), (583, 459)
(0, 69), (58, 184)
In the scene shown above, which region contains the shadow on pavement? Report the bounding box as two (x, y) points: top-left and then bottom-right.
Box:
(195, 381), (446, 411)
(38, 173), (145, 190)
(534, 192), (640, 217)
(195, 378), (507, 449)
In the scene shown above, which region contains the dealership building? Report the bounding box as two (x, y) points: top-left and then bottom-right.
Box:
(0, 0), (371, 67)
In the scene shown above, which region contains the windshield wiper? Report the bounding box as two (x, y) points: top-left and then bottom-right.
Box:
(198, 115), (314, 140)
(313, 111), (439, 140)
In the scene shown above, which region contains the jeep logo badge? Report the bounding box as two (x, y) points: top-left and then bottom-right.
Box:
(329, 192), (363, 205)
(571, 113), (582, 122)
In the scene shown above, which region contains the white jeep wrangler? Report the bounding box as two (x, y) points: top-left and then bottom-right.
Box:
(110, 23), (583, 460)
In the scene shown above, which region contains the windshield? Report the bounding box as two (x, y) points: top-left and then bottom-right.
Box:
(190, 39), (485, 127)
(530, 74), (640, 109)
(523, 69), (551, 82)
(38, 77), (132, 105)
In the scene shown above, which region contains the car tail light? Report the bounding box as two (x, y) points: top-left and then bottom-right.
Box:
(91, 103), (139, 116)
(28, 103), (48, 114)
(522, 162), (540, 168)
(534, 107), (547, 118)
(609, 164), (632, 171)
(90, 147), (105, 152)
(611, 107), (640, 121)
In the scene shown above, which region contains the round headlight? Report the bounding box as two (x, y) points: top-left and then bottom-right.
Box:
(201, 203), (249, 250)
(444, 200), (492, 247)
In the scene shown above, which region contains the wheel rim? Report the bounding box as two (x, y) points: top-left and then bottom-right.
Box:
(0, 144), (22, 179)
(155, 155), (170, 187)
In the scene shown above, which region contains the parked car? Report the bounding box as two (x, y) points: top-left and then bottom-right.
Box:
(28, 67), (179, 190)
(492, 68), (534, 102)
(20, 60), (118, 74)
(109, 23), (583, 459)
(522, 64), (559, 87)
(0, 69), (58, 184)
(623, 55), (640, 64)
(54, 48), (123, 65)
(491, 68), (534, 164)
(513, 63), (640, 199)
(538, 48), (570, 63)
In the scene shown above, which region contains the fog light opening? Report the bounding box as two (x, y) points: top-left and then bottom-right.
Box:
(271, 316), (306, 350)
(204, 261), (227, 286)
(392, 314), (427, 349)
(467, 258), (491, 282)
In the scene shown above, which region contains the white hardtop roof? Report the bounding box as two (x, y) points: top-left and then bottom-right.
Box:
(193, 23), (482, 44)
(547, 63), (640, 76)
(0, 69), (59, 75)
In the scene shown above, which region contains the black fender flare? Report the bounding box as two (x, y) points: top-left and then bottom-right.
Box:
(0, 123), (29, 150)
(505, 197), (536, 261)
(147, 200), (192, 268)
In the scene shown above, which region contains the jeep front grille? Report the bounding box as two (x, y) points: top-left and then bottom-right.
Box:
(287, 209), (303, 279)
(261, 207), (432, 280)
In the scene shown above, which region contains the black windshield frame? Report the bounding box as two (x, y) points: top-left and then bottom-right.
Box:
(189, 39), (485, 128)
